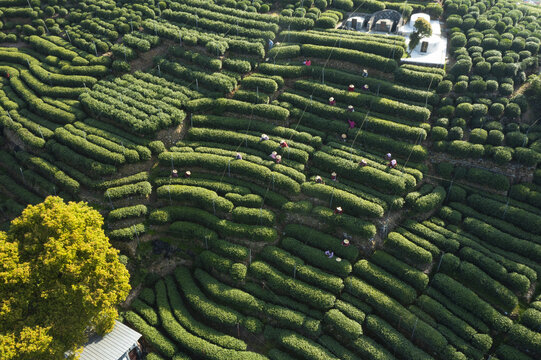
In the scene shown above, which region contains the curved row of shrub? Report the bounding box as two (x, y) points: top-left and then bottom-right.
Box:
(300, 44), (397, 72)
(311, 151), (411, 195)
(156, 278), (267, 360)
(345, 276), (449, 354)
(249, 260), (336, 311)
(260, 245), (344, 294)
(174, 267), (262, 333)
(186, 98), (289, 122)
(150, 206), (277, 242)
(294, 80), (430, 122)
(159, 152), (300, 195)
(279, 91), (426, 143)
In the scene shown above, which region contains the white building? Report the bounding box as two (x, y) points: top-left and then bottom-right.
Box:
(398, 13), (447, 67)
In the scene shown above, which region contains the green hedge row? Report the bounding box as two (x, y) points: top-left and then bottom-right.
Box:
(105, 181), (152, 201)
(495, 344), (536, 360)
(159, 152), (300, 195)
(198, 249), (234, 274)
(171, 0), (279, 23)
(345, 277), (449, 354)
(108, 223), (146, 241)
(65, 124), (140, 163)
(163, 9), (275, 40)
(284, 224), (359, 262)
(54, 127), (125, 166)
(169, 221), (218, 243)
(108, 204), (148, 222)
(208, 239), (248, 262)
(463, 217), (541, 263)
(311, 206), (377, 238)
(416, 295), (492, 352)
(412, 186), (446, 213)
(281, 30), (403, 60)
(354, 260), (417, 305)
(281, 237), (352, 277)
(384, 232), (433, 268)
(187, 127), (309, 163)
(312, 151), (410, 195)
(456, 261), (518, 312)
(323, 309), (362, 343)
(403, 220), (460, 253)
(370, 250), (428, 291)
(260, 63), (437, 104)
(9, 75), (76, 124)
(301, 182), (384, 218)
(264, 326), (339, 360)
(506, 323), (541, 355)
(294, 80), (430, 122)
(394, 67), (442, 88)
(168, 46), (222, 71)
(97, 172), (149, 191)
(232, 207), (275, 226)
(131, 298), (159, 327)
(241, 76), (278, 93)
(13, 151), (79, 194)
(155, 176), (250, 196)
(123, 311), (177, 358)
(60, 64), (108, 77)
(466, 168), (510, 191)
(350, 335), (394, 359)
(510, 184), (541, 210)
(260, 245), (344, 294)
(156, 185), (233, 213)
(279, 91), (426, 144)
(47, 141), (116, 178)
(250, 261), (336, 311)
(28, 35), (78, 61)
(301, 44), (397, 72)
(191, 115), (321, 148)
(186, 98), (289, 122)
(157, 278), (266, 359)
(174, 267), (262, 333)
(29, 63), (96, 87)
(458, 246), (530, 295)
(449, 201), (541, 248)
(142, 20), (265, 58)
(194, 268), (263, 315)
(157, 58), (235, 93)
(432, 273), (512, 332)
(365, 315), (433, 360)
(468, 194), (541, 235)
(317, 335), (359, 360)
(20, 69), (84, 98)
(151, 206), (277, 243)
(138, 288), (155, 305)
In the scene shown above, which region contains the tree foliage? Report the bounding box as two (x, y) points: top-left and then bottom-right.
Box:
(409, 18), (433, 51)
(0, 196), (130, 359)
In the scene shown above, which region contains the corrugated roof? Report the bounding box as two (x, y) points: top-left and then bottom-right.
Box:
(79, 321), (141, 360)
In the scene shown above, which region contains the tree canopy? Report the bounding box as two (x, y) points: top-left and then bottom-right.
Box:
(409, 17), (433, 51)
(0, 196), (131, 360)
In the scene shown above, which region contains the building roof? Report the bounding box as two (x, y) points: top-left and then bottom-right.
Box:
(78, 321), (141, 360)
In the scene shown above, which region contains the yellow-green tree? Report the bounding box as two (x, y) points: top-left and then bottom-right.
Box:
(0, 196), (131, 360)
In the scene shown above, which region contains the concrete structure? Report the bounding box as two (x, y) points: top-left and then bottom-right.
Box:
(367, 10), (405, 32)
(398, 13), (447, 67)
(344, 14), (369, 30)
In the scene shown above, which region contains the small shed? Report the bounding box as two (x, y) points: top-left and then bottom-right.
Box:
(75, 321), (143, 360)
(345, 15), (369, 30)
(367, 10), (404, 32)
